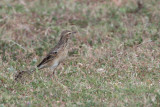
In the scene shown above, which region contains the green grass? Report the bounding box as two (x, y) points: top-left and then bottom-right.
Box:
(0, 0), (160, 106)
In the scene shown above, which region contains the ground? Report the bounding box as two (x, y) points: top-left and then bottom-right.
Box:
(0, 0), (160, 106)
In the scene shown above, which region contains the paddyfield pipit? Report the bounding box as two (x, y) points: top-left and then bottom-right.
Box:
(15, 30), (76, 81)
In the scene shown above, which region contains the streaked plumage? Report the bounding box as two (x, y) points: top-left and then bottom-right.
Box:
(37, 30), (72, 70)
(15, 30), (76, 82)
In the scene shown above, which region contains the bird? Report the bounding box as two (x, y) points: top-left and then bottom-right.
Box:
(15, 30), (76, 82)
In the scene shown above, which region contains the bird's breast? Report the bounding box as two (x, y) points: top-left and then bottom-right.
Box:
(59, 48), (68, 61)
(50, 60), (59, 69)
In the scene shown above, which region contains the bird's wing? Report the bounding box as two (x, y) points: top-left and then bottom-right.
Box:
(37, 44), (62, 68)
(37, 51), (58, 68)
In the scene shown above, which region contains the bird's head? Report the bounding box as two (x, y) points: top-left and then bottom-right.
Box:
(60, 30), (77, 43)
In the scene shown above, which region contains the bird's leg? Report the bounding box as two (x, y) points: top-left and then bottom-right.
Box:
(53, 62), (60, 75)
(51, 69), (58, 81)
(53, 69), (57, 76)
(53, 69), (55, 75)
(52, 63), (61, 80)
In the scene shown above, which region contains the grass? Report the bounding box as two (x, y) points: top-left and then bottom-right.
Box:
(0, 0), (160, 106)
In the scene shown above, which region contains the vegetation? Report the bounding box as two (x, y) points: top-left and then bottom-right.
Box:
(0, 0), (160, 106)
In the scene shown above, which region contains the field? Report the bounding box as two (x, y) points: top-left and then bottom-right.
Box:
(0, 0), (160, 106)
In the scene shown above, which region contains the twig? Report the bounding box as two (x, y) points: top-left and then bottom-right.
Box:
(3, 39), (26, 51)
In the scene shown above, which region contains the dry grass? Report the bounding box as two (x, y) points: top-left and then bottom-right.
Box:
(0, 0), (160, 106)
